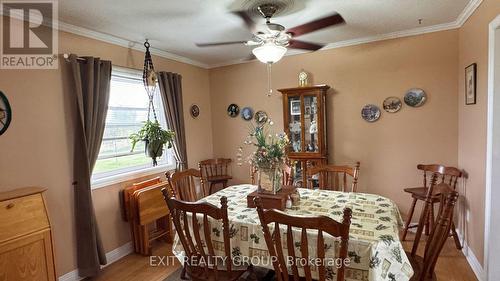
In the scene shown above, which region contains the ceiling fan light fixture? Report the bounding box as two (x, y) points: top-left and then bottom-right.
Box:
(252, 43), (287, 64)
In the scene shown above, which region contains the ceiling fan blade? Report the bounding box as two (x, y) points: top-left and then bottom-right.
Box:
(196, 41), (248, 47)
(232, 11), (257, 32)
(286, 13), (345, 37)
(288, 40), (324, 51)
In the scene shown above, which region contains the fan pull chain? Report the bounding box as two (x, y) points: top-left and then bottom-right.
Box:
(267, 62), (273, 97)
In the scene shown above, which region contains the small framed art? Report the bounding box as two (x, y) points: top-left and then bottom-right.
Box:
(465, 63), (477, 105)
(290, 100), (301, 115)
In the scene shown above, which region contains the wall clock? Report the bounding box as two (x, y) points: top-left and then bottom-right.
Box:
(0, 91), (12, 135)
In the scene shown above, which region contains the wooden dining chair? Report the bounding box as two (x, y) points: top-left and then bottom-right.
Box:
(250, 163), (294, 186)
(407, 185), (459, 281)
(167, 169), (205, 202)
(254, 197), (352, 281)
(161, 191), (253, 281)
(307, 162), (360, 192)
(402, 164), (463, 249)
(199, 158), (233, 195)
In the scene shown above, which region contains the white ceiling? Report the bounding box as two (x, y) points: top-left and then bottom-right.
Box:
(58, 0), (472, 67)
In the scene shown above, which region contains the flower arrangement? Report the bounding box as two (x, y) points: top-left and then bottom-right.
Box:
(237, 119), (289, 193)
(238, 119), (289, 169)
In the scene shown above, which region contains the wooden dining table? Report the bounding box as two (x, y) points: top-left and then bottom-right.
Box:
(172, 184), (413, 281)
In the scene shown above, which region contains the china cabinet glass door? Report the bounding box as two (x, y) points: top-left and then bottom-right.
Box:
(303, 94), (319, 153)
(288, 96), (302, 153)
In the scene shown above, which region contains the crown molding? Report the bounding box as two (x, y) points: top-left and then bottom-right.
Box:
(456, 0), (483, 26)
(57, 21), (210, 69)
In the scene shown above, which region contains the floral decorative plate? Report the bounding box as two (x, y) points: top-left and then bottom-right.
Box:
(227, 103), (239, 117)
(383, 97), (402, 113)
(404, 88), (427, 107)
(190, 104), (200, 118)
(361, 104), (381, 122)
(254, 110), (268, 125)
(241, 107), (254, 121)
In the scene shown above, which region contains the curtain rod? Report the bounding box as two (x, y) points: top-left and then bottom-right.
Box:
(63, 53), (86, 62)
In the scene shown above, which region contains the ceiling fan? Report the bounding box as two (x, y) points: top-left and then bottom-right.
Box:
(196, 3), (345, 64)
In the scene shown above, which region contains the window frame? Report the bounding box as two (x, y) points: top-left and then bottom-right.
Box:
(91, 66), (176, 190)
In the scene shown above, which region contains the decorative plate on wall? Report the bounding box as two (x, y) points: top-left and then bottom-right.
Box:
(254, 110), (268, 125)
(404, 88), (427, 107)
(227, 103), (239, 117)
(0, 91), (12, 135)
(241, 107), (254, 121)
(361, 104), (381, 122)
(190, 104), (200, 118)
(383, 97), (402, 113)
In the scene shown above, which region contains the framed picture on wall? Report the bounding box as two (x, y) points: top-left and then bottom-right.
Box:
(465, 63), (477, 105)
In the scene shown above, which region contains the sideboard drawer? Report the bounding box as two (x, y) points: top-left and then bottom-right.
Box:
(0, 194), (49, 243)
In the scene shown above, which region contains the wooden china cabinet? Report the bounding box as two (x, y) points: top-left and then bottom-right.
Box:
(278, 84), (330, 187)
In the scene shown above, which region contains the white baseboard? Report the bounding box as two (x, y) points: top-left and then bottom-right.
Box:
(58, 242), (134, 281)
(455, 231), (485, 281)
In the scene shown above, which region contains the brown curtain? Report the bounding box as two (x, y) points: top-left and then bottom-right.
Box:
(68, 54), (111, 277)
(158, 72), (187, 170)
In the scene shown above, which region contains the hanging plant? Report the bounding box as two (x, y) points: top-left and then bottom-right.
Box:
(129, 40), (174, 166)
(130, 120), (174, 166)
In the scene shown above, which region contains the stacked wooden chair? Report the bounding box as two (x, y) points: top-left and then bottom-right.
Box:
(402, 164), (463, 249)
(407, 179), (460, 280)
(307, 162), (361, 192)
(123, 177), (172, 255)
(254, 197), (352, 281)
(199, 158), (232, 195)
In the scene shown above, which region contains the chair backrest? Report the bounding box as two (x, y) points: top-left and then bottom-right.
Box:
(199, 158), (232, 179)
(307, 162), (360, 192)
(161, 191), (233, 278)
(419, 188), (459, 280)
(255, 197), (352, 281)
(417, 164), (463, 190)
(167, 169), (205, 202)
(250, 164), (294, 186)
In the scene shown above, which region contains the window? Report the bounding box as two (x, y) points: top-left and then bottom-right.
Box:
(92, 67), (174, 186)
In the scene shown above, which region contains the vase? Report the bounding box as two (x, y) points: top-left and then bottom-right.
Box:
(257, 166), (283, 194)
(145, 139), (164, 166)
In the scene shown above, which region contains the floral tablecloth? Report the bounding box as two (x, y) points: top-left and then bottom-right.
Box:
(172, 185), (413, 281)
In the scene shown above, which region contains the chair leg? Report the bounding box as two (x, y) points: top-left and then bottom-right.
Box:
(222, 180), (228, 189)
(181, 265), (188, 280)
(450, 221), (463, 250)
(402, 197), (417, 241)
(428, 202), (435, 234)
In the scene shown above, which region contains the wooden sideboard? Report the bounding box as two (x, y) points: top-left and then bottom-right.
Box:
(0, 187), (56, 281)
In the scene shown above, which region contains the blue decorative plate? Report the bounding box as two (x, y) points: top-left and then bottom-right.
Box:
(241, 107), (254, 121)
(361, 104), (381, 122)
(404, 88), (427, 107)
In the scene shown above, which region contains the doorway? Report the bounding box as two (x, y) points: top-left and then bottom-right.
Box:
(485, 14), (500, 281)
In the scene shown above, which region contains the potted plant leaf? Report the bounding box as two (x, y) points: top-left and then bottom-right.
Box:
(130, 120), (175, 166)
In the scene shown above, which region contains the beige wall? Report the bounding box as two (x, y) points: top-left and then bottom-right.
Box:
(457, 0), (500, 266)
(0, 27), (213, 276)
(210, 30), (459, 226)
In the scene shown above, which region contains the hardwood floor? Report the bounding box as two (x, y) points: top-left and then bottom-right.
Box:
(94, 233), (478, 281)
